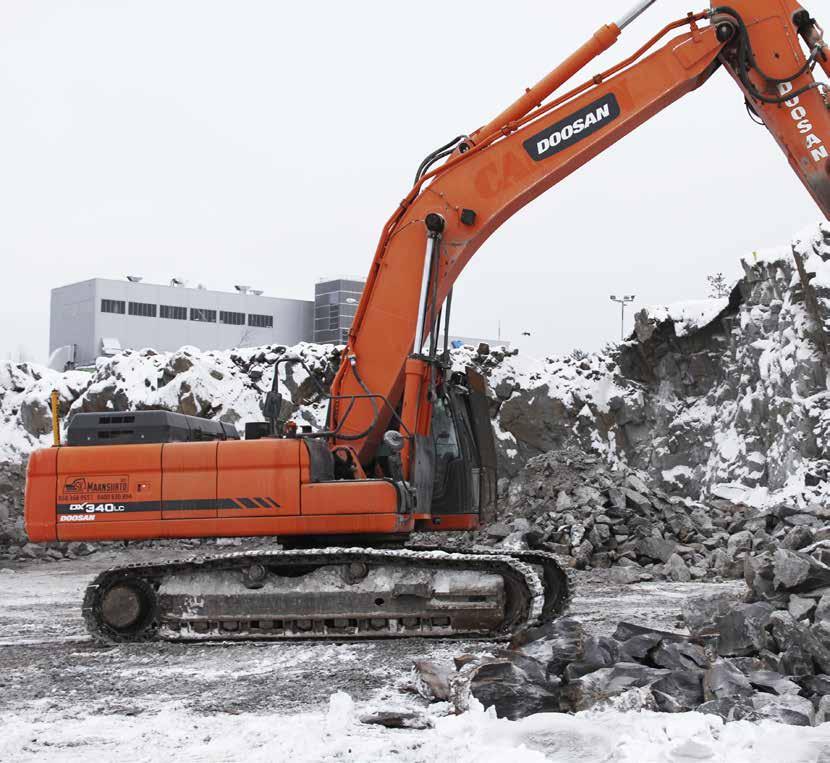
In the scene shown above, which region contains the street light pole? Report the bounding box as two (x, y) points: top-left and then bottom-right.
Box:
(609, 295), (636, 341)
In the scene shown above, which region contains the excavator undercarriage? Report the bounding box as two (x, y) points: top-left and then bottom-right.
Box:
(83, 547), (571, 643)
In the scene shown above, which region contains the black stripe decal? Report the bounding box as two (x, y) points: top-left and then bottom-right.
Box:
(58, 498), (256, 515)
(162, 499), (240, 511)
(58, 496), (284, 515)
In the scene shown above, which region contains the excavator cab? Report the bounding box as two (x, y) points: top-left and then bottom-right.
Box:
(427, 369), (498, 528)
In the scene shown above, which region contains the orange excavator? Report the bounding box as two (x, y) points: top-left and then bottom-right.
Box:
(25, 0), (830, 643)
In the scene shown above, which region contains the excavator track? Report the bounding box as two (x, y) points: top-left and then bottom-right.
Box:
(407, 546), (573, 623)
(82, 547), (569, 644)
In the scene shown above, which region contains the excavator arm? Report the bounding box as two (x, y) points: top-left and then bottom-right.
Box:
(331, 0), (830, 473)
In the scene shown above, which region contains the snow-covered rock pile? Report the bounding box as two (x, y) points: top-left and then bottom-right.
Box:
(69, 341), (340, 432)
(0, 362), (90, 462)
(482, 448), (755, 581)
(699, 541), (830, 722)
(484, 447), (830, 581)
(0, 342), (341, 465)
(414, 573), (830, 727)
(622, 220), (830, 506)
(415, 607), (830, 727)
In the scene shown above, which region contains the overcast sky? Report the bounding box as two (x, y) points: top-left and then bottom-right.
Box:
(0, 0), (822, 363)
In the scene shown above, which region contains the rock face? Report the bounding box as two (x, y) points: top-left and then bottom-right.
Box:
(471, 222), (830, 504)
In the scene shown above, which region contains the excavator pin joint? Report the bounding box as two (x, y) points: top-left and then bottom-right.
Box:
(716, 22), (736, 42)
(425, 213), (445, 235)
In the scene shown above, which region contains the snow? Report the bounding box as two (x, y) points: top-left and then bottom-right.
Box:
(642, 298), (730, 338)
(661, 465), (693, 486)
(0, 553), (812, 762)
(2, 696), (830, 762)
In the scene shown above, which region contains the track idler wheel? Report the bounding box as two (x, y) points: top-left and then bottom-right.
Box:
(97, 578), (157, 639)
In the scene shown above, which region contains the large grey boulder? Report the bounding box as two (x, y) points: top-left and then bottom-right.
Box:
(666, 553), (692, 582)
(773, 549), (830, 592)
(768, 611), (830, 674)
(636, 538), (676, 564)
(562, 636), (620, 681)
(746, 670), (802, 696)
(751, 694), (815, 726)
(513, 617), (585, 674)
(618, 633), (664, 662)
(697, 697), (758, 722)
(703, 660), (753, 701)
(651, 641), (709, 671)
(682, 592), (741, 638)
(413, 660), (454, 701)
(650, 670), (704, 713)
(468, 660), (561, 720)
(561, 663), (670, 712)
(716, 603), (774, 657)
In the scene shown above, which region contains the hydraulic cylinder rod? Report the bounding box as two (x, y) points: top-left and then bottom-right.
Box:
(617, 0), (660, 30)
(475, 0), (663, 140)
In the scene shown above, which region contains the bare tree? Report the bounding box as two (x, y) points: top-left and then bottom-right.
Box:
(707, 273), (731, 299)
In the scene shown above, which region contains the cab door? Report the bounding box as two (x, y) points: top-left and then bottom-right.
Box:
(429, 391), (474, 517)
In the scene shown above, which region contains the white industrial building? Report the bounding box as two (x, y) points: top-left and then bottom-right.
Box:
(50, 279), (314, 367)
(49, 276), (509, 369)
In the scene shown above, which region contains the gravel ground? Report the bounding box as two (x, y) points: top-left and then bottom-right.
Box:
(0, 549), (744, 720)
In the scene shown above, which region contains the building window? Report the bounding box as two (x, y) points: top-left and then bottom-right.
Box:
(160, 305), (187, 320)
(190, 308), (216, 322)
(101, 299), (125, 314)
(329, 304), (339, 330)
(219, 311), (245, 326)
(248, 313), (273, 328)
(128, 301), (157, 318)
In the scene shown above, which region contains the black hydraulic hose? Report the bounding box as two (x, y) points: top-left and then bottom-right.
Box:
(414, 136), (464, 185)
(714, 6), (825, 104)
(322, 358), (382, 442)
(443, 288), (454, 357)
